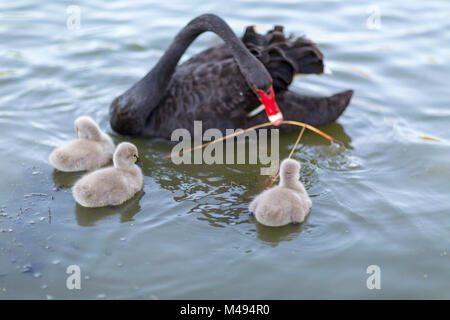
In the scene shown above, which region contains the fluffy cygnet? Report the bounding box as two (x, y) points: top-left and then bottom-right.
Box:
(72, 142), (143, 208)
(49, 116), (115, 172)
(249, 159), (312, 227)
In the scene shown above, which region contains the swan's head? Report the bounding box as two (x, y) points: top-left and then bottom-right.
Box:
(280, 158), (300, 183)
(74, 116), (102, 141)
(253, 84), (283, 126)
(242, 56), (283, 126)
(113, 142), (142, 170)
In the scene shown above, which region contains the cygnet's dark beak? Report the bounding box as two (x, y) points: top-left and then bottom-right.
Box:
(135, 156), (143, 168)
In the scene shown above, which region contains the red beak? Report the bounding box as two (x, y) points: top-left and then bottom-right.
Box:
(255, 85), (283, 126)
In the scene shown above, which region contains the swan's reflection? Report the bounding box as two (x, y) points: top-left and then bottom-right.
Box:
(51, 170), (84, 190)
(74, 191), (145, 226)
(285, 122), (352, 149)
(252, 214), (310, 247)
(321, 122), (353, 148)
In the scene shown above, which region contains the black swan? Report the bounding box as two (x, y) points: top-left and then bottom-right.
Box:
(110, 14), (353, 138)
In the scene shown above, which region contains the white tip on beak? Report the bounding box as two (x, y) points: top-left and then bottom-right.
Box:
(324, 65), (333, 75)
(268, 112), (283, 126)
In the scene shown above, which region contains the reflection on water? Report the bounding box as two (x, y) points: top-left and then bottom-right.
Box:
(51, 170), (84, 190)
(0, 0), (450, 299)
(75, 191), (145, 226)
(252, 216), (307, 247)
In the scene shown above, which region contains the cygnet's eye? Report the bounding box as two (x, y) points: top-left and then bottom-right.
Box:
(133, 154), (143, 168)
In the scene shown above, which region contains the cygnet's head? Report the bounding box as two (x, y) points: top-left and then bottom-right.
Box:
(74, 116), (102, 141)
(280, 158), (300, 183)
(113, 142), (142, 170)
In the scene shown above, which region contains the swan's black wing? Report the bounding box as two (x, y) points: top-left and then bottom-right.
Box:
(243, 26), (324, 92)
(182, 26), (324, 92)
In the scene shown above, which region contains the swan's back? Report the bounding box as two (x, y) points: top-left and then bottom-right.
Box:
(49, 115), (115, 172)
(250, 186), (311, 227)
(49, 138), (113, 172)
(249, 158), (312, 227)
(72, 166), (143, 207)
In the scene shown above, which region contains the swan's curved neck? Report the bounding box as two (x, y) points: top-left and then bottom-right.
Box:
(145, 14), (258, 90)
(110, 14), (269, 136)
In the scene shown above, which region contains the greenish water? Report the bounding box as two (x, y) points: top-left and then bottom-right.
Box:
(1, 0), (449, 299)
